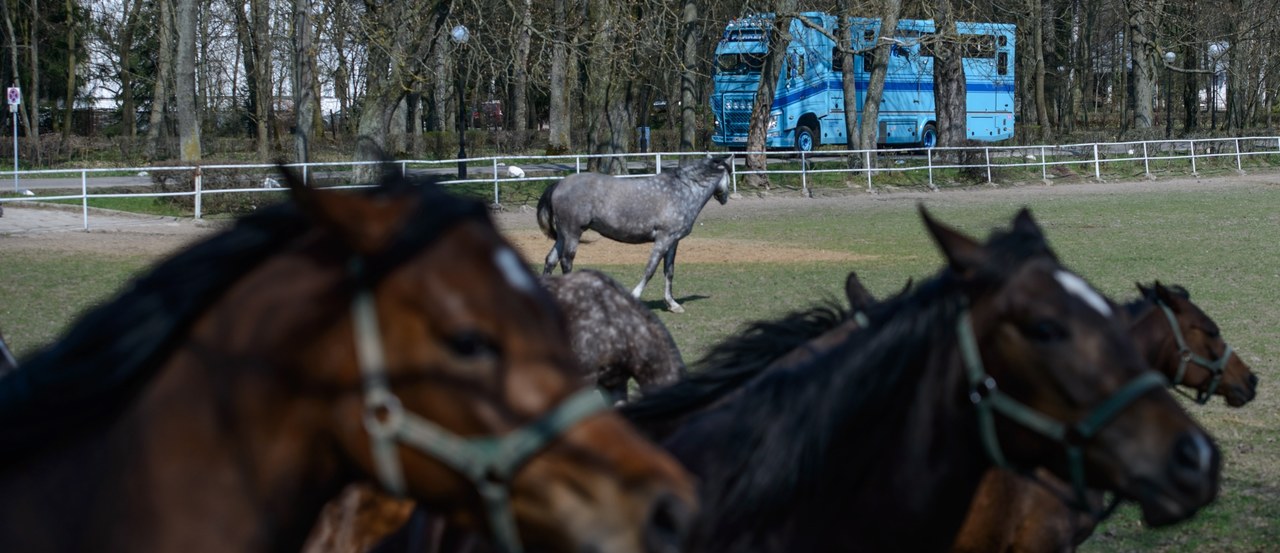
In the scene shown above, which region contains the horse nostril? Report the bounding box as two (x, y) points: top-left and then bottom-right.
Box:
(1169, 431), (1218, 495)
(643, 494), (693, 553)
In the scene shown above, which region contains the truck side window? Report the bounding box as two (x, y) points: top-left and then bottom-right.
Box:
(997, 52), (1008, 75)
(832, 48), (843, 72)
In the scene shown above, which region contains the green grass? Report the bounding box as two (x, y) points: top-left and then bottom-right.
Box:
(44, 195), (189, 217)
(0, 178), (1277, 551)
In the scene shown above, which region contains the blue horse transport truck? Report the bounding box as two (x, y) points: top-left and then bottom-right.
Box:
(711, 12), (1015, 151)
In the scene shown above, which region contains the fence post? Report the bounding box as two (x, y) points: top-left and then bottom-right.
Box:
(1040, 145), (1047, 182)
(801, 151), (809, 197)
(81, 170), (89, 231)
(927, 149), (935, 190)
(575, 156), (581, 174)
(492, 158), (500, 205)
(1093, 143), (1101, 181)
(656, 153), (662, 174)
(1143, 142), (1150, 178)
(864, 149), (873, 193)
(194, 166), (203, 220)
(1235, 138), (1243, 172)
(1189, 141), (1197, 175)
(400, 160), (407, 177)
(985, 147), (992, 184)
(302, 163), (308, 186)
(730, 153), (738, 194)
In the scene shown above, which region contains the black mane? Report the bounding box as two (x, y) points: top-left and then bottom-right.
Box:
(0, 175), (488, 459)
(620, 299), (849, 433)
(683, 273), (970, 550)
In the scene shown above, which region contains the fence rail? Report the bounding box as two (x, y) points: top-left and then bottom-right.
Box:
(3, 136), (1279, 231)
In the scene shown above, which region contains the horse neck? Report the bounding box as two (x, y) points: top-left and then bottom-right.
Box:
(687, 302), (992, 552)
(1125, 298), (1181, 380)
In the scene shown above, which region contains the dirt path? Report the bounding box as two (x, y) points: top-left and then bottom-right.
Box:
(3, 171), (1276, 263)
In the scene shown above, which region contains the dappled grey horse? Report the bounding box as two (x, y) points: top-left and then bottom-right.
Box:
(537, 156), (731, 313)
(541, 270), (686, 404)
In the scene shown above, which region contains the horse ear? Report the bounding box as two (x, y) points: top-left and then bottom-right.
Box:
(920, 205), (987, 276)
(1010, 207), (1045, 239)
(1136, 281), (1155, 298)
(281, 167), (412, 255)
(1152, 281), (1184, 312)
(898, 277), (914, 297)
(844, 271), (877, 310)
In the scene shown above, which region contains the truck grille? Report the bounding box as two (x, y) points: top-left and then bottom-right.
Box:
(721, 96), (754, 137)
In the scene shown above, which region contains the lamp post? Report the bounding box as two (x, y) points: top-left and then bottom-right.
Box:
(1164, 51), (1176, 138)
(452, 24), (470, 179)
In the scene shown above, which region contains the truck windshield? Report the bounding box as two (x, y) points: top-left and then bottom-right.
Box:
(717, 53), (767, 74)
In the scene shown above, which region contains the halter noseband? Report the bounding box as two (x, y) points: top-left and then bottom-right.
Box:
(957, 308), (1167, 518)
(351, 286), (606, 553)
(1156, 300), (1233, 405)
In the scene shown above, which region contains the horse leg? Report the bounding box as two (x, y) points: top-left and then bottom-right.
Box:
(542, 237), (563, 275)
(559, 232), (581, 273)
(632, 238), (672, 302)
(661, 241), (683, 313)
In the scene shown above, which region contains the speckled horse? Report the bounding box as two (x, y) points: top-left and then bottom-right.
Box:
(537, 156), (731, 313)
(541, 269), (686, 404)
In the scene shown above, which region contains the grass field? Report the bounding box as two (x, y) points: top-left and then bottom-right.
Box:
(1, 176), (1277, 551)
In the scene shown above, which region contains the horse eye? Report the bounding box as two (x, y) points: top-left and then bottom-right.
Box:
(1021, 320), (1067, 342)
(448, 331), (499, 359)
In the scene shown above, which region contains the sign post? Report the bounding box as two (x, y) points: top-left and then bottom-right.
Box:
(7, 86), (18, 193)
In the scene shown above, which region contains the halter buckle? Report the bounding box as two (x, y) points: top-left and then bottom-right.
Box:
(363, 386), (406, 439)
(970, 376), (998, 405)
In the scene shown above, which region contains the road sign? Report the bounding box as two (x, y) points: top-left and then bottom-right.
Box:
(6, 87), (19, 106)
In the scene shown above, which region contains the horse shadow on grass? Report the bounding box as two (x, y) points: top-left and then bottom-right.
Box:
(643, 295), (709, 312)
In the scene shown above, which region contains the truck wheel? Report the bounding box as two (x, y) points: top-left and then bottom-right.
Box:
(795, 126), (817, 153)
(920, 123), (938, 149)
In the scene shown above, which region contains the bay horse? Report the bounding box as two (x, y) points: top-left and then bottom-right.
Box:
(0, 171), (695, 553)
(537, 156), (731, 313)
(540, 269), (686, 404)
(625, 207), (1220, 552)
(303, 269), (689, 553)
(951, 280), (1258, 553)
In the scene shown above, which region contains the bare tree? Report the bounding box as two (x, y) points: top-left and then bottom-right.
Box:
(548, 0), (572, 152)
(175, 0), (200, 161)
(859, 0), (901, 154)
(1124, 0), (1166, 128)
(745, 1), (795, 189)
(293, 0), (317, 163)
(932, 0), (967, 155)
(145, 0), (174, 160)
(679, 0), (700, 150)
(510, 0), (532, 133)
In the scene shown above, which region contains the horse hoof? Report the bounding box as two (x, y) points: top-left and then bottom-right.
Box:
(668, 304), (685, 314)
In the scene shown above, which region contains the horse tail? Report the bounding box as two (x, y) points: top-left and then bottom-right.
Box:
(536, 181), (558, 241)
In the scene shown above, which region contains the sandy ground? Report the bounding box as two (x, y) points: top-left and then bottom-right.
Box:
(2, 171), (1277, 263)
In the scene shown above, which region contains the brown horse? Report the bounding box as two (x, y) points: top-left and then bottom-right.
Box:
(952, 281), (1257, 553)
(304, 269), (690, 553)
(623, 207), (1220, 552)
(0, 172), (695, 553)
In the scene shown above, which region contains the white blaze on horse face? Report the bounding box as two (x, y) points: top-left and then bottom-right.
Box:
(495, 248), (537, 293)
(1053, 270), (1112, 317)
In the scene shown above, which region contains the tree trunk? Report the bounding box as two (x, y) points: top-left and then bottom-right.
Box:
(0, 0), (31, 138)
(293, 0), (316, 163)
(27, 0), (41, 164)
(548, 0), (572, 153)
(745, 2), (796, 189)
(1031, 0), (1051, 140)
(932, 0), (968, 154)
(1124, 0), (1165, 129)
(251, 0), (272, 159)
(175, 0), (201, 161)
(117, 0), (144, 137)
(584, 0), (631, 174)
(61, 0), (77, 141)
(679, 0), (699, 151)
(510, 0), (532, 134)
(145, 0), (174, 160)
(859, 0), (901, 153)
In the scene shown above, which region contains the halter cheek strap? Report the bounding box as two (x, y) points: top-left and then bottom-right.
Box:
(352, 290), (608, 553)
(1157, 302), (1233, 405)
(957, 309), (1167, 518)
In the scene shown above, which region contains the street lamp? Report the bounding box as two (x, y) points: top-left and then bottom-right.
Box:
(452, 24), (470, 179)
(1164, 51), (1176, 138)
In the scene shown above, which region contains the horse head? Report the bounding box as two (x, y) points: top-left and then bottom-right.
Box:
(1134, 281), (1258, 407)
(922, 206), (1219, 527)
(701, 155), (732, 205)
(282, 170), (697, 553)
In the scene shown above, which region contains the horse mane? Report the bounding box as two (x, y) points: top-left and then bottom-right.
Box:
(0, 176), (487, 459)
(692, 274), (968, 549)
(620, 299), (849, 429)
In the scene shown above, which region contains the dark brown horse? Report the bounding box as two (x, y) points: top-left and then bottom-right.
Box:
(623, 207), (1220, 552)
(951, 281), (1257, 553)
(0, 172), (695, 553)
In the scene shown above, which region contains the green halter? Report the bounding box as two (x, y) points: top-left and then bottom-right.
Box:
(956, 308), (1168, 514)
(1157, 301), (1234, 405)
(352, 289), (607, 553)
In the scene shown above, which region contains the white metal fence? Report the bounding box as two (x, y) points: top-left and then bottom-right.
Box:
(3, 135), (1279, 231)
